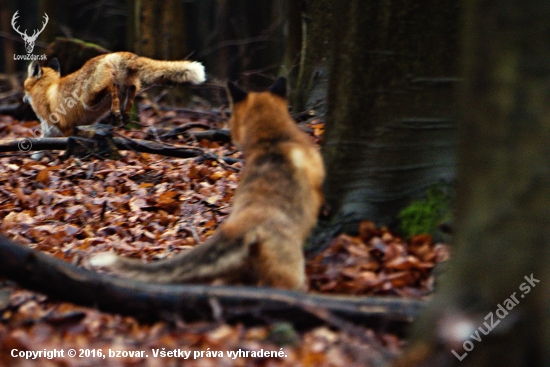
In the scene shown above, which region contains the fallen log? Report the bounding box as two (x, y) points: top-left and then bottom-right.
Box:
(0, 235), (423, 331)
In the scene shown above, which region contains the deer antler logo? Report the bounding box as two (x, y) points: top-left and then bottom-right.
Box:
(11, 11), (49, 54)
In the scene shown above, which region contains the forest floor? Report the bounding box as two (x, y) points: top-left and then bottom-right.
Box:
(0, 97), (450, 366)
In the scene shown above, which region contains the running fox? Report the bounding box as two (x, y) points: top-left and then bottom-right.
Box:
(23, 52), (205, 138)
(91, 77), (325, 290)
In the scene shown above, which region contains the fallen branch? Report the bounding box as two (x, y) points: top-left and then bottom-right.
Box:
(154, 105), (227, 120)
(160, 122), (213, 139)
(0, 137), (239, 163)
(0, 236), (423, 330)
(160, 125), (231, 143)
(191, 129), (231, 143)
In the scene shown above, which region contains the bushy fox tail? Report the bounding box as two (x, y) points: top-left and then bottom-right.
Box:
(131, 57), (206, 86)
(89, 229), (250, 284)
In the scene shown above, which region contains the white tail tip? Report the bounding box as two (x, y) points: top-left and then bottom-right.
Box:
(187, 61), (206, 84)
(89, 252), (118, 267)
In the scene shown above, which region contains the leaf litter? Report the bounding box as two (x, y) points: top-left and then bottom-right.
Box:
(0, 103), (449, 366)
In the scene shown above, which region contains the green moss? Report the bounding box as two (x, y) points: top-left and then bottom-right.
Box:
(266, 322), (299, 346)
(398, 184), (452, 237)
(125, 103), (141, 129)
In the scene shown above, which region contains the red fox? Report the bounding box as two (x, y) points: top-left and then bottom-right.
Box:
(23, 52), (205, 157)
(91, 77), (325, 290)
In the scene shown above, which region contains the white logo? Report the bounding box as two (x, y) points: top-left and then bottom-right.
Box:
(11, 11), (48, 54)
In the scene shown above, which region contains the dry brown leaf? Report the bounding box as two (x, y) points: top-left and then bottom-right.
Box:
(35, 169), (50, 184)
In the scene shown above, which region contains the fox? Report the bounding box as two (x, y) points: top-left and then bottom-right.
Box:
(90, 77), (325, 290)
(23, 52), (205, 158)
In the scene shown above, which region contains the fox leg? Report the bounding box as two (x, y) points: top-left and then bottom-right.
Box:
(253, 239), (306, 291)
(259, 259), (306, 290)
(107, 84), (123, 126)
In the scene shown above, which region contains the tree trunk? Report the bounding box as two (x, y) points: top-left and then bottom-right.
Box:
(321, 0), (459, 229)
(129, 0), (186, 59)
(280, 0), (302, 100)
(131, 0), (159, 57)
(1, 1), (16, 73)
(128, 0), (189, 104)
(39, 0), (56, 47)
(394, 0), (550, 366)
(291, 0), (333, 112)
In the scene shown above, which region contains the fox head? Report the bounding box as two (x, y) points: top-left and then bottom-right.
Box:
(227, 77), (288, 149)
(23, 59), (61, 104)
(227, 77), (286, 105)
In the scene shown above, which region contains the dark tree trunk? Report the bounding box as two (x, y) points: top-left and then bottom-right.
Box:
(280, 0), (302, 100)
(39, 0), (56, 45)
(1, 2), (17, 73)
(129, 0), (186, 60)
(128, 0), (189, 104)
(321, 0), (459, 229)
(131, 0), (159, 57)
(290, 0), (333, 112)
(393, 0), (550, 366)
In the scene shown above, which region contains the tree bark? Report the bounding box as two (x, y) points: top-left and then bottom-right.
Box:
(0, 1), (16, 74)
(291, 0), (333, 112)
(129, 0), (189, 104)
(280, 0), (302, 98)
(393, 0), (550, 366)
(322, 0), (459, 229)
(39, 0), (56, 46)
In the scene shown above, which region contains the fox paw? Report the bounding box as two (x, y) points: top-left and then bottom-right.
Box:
(112, 112), (130, 126)
(31, 151), (45, 160)
(115, 113), (123, 125)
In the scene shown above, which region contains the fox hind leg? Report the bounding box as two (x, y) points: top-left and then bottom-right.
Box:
(255, 242), (306, 291)
(107, 84), (124, 126)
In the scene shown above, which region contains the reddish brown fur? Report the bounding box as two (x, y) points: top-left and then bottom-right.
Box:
(90, 78), (325, 290)
(23, 52), (205, 138)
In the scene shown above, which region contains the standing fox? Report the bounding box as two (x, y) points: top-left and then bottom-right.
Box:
(91, 77), (325, 290)
(23, 52), (205, 139)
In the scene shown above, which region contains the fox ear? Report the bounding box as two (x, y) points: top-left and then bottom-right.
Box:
(227, 81), (248, 104)
(28, 60), (42, 79)
(48, 58), (60, 75)
(269, 77), (286, 98)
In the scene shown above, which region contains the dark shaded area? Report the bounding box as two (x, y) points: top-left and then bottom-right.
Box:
(322, 0), (459, 230)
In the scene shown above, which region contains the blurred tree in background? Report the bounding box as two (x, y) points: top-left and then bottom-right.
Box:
(321, 0), (459, 231)
(0, 0), (459, 231)
(394, 0), (550, 364)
